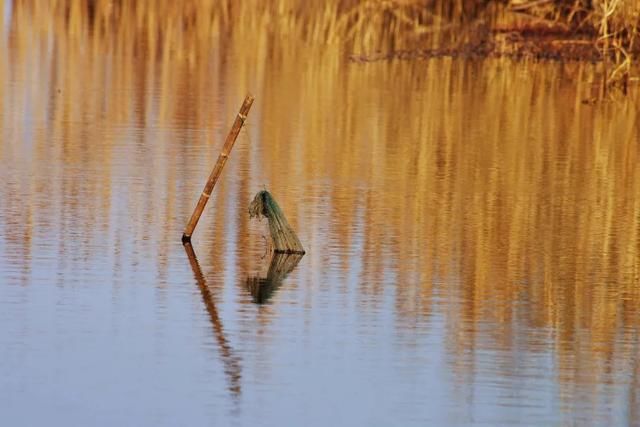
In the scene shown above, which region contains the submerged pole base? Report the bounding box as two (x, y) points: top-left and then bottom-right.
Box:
(181, 233), (192, 244)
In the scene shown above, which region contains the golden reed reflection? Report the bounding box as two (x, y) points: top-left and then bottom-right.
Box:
(1, 2), (639, 420)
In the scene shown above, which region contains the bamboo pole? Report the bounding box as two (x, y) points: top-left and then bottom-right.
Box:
(182, 94), (255, 243)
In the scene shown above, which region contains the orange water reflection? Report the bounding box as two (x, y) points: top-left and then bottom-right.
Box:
(1, 3), (639, 425)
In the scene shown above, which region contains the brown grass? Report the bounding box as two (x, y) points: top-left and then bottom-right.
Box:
(511, 0), (639, 89)
(7, 1), (639, 56)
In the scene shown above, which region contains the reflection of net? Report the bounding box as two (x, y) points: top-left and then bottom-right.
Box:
(246, 253), (304, 304)
(248, 190), (305, 254)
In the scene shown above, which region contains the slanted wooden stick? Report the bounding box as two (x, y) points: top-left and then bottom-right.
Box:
(182, 94), (255, 243)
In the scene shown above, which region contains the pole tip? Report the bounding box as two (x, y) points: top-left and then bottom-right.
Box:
(181, 234), (191, 244)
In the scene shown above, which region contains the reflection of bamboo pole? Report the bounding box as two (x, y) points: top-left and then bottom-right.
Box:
(182, 94), (255, 243)
(183, 242), (242, 397)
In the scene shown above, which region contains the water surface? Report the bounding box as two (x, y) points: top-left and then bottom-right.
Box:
(1, 5), (640, 427)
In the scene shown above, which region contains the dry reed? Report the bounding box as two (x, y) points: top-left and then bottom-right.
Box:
(7, 1), (640, 66)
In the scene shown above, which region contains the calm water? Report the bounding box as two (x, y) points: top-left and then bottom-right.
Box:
(1, 4), (640, 427)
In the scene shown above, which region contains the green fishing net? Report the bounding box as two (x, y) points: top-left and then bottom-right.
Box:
(249, 190), (305, 254)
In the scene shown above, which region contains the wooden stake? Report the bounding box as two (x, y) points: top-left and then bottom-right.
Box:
(182, 94), (255, 243)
